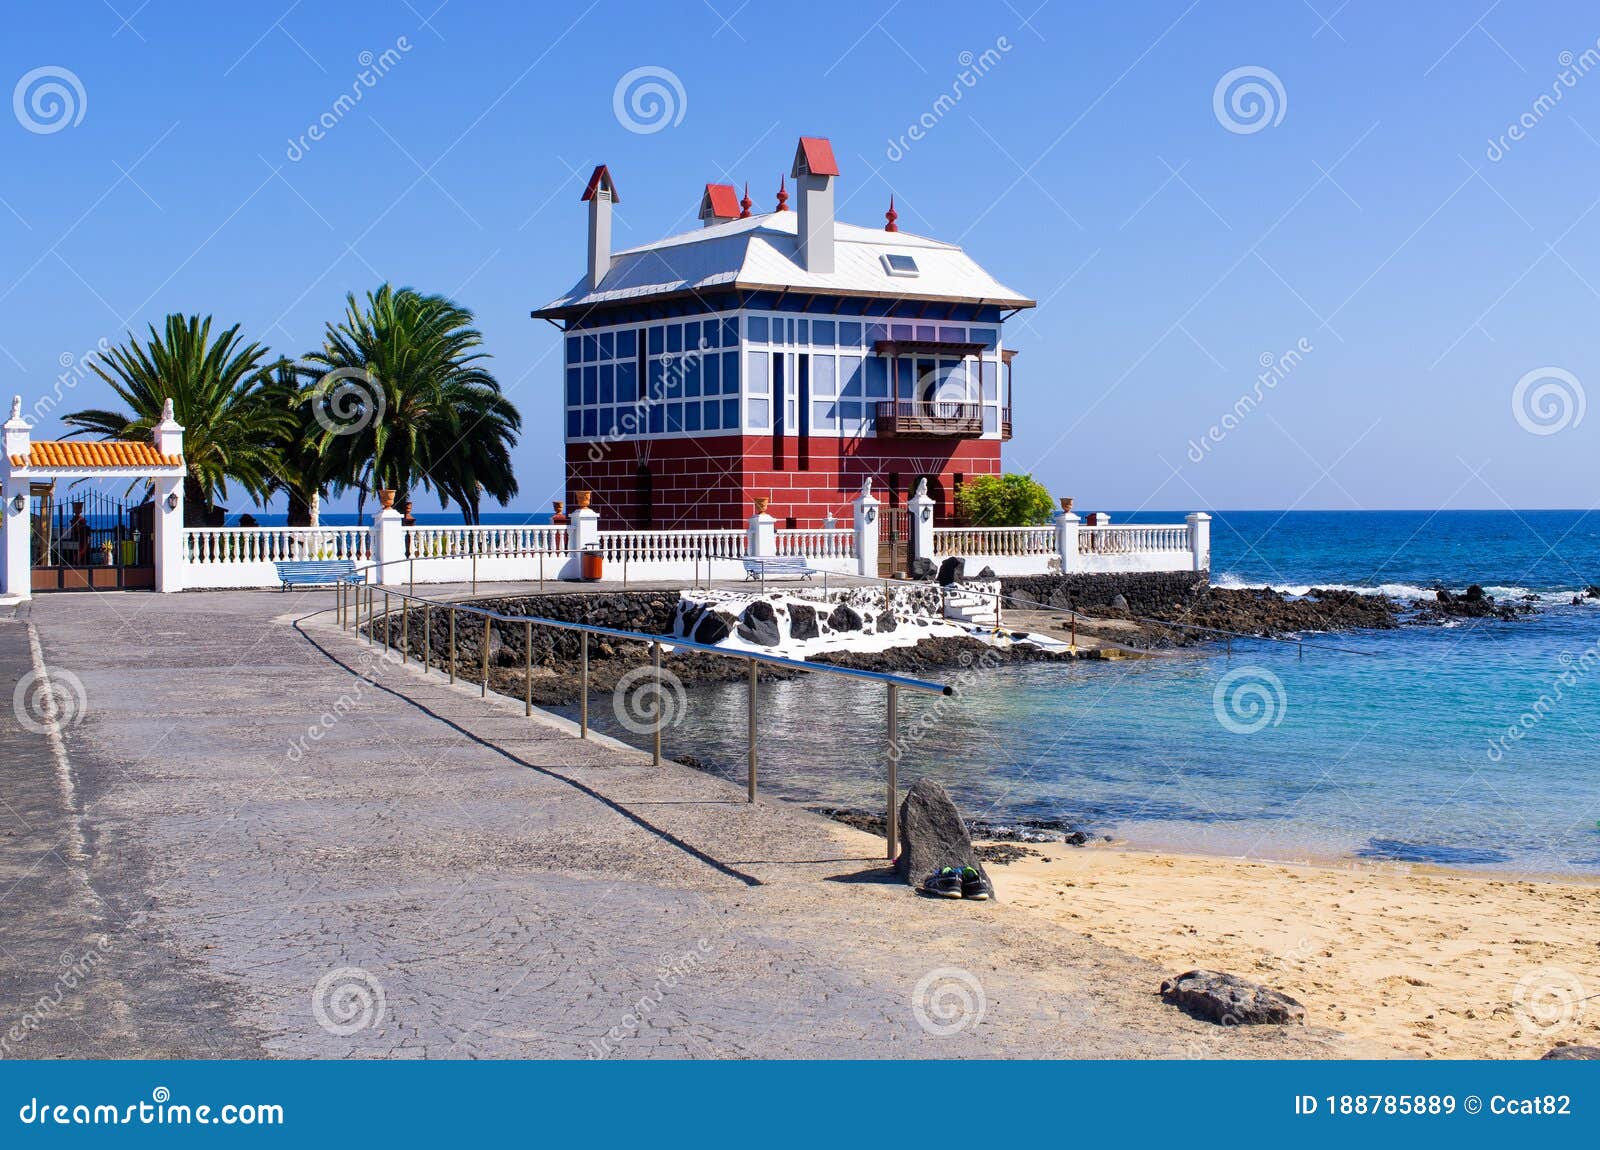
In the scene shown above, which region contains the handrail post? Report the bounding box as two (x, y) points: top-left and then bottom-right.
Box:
(382, 590), (390, 654)
(472, 552), (478, 595)
(401, 600), (409, 662)
(524, 620), (533, 716)
(886, 683), (899, 861)
(747, 657), (757, 803)
(409, 556), (414, 597)
(423, 604), (430, 673)
(539, 551), (545, 592)
(651, 639), (662, 766)
(580, 631), (589, 738)
(481, 615), (491, 698)
(448, 607), (457, 684)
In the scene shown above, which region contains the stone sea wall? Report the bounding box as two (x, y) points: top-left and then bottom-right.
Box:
(1002, 571), (1210, 613)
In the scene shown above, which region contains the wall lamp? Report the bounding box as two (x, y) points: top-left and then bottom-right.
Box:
(9, 493), (23, 515)
(864, 506), (877, 524)
(919, 506), (932, 523)
(165, 492), (180, 512)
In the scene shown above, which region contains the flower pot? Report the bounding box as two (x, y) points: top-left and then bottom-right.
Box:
(575, 490), (592, 510)
(378, 489), (397, 510)
(1060, 497), (1075, 513)
(753, 496), (770, 514)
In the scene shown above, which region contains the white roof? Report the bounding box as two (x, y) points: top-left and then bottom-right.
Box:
(534, 212), (1034, 316)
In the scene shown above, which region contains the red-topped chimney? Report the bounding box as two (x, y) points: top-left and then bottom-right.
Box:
(791, 136), (838, 273)
(581, 164), (620, 291)
(698, 183), (740, 227)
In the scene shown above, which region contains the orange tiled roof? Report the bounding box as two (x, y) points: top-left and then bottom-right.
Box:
(11, 440), (182, 470)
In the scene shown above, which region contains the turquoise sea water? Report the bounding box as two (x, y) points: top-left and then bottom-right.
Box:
(581, 510), (1600, 874)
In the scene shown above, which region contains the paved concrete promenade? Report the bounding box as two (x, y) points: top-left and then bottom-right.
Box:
(0, 586), (1364, 1058)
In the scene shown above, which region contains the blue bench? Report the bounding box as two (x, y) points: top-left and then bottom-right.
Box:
(742, 556), (817, 581)
(274, 560), (365, 590)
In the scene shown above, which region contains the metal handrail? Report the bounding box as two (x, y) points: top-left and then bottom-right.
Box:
(332, 557), (951, 858)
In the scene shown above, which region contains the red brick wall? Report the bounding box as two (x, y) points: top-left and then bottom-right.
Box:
(567, 434), (1001, 529)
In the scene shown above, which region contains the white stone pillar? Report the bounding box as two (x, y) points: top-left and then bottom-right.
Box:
(1055, 510), (1081, 574)
(567, 502), (599, 580)
(3, 398), (32, 600)
(852, 482), (879, 577)
(372, 506), (405, 586)
(748, 503), (776, 557)
(906, 479), (935, 571)
(1186, 511), (1212, 573)
(152, 399), (186, 593)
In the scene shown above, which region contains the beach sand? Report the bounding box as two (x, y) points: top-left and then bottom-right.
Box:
(988, 843), (1600, 1059)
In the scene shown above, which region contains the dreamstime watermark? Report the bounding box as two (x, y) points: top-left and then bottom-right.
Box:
(911, 966), (987, 1037)
(612, 664), (687, 735)
(1511, 367), (1584, 436)
(285, 38), (413, 162)
(1213, 66), (1286, 134)
(1512, 966), (1586, 1032)
(891, 641), (1004, 761)
(13, 666), (89, 736)
(584, 342), (708, 464)
(285, 647), (401, 763)
(27, 337), (114, 426)
(1486, 640), (1600, 762)
(885, 38), (1013, 162)
(309, 366), (386, 438)
(17, 1087), (284, 1128)
(13, 66), (86, 134)
(1486, 43), (1600, 162)
(588, 939), (713, 1058)
(612, 65), (686, 135)
(1211, 666), (1287, 734)
(311, 966), (386, 1036)
(1186, 337), (1313, 464)
(0, 937), (113, 1058)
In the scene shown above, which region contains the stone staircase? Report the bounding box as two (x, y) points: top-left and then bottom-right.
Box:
(942, 586), (999, 627)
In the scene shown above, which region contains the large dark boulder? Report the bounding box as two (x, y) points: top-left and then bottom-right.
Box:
(692, 610), (737, 645)
(737, 600), (781, 647)
(828, 604), (863, 632)
(909, 557), (937, 580)
(894, 778), (989, 890)
(936, 557), (966, 586)
(875, 611), (897, 633)
(789, 603), (819, 640)
(1541, 1046), (1600, 1060)
(1159, 970), (1306, 1025)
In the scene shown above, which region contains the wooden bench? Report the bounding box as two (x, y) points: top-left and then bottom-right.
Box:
(274, 560), (365, 590)
(742, 556), (817, 581)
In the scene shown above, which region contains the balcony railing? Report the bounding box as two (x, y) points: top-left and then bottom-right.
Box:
(874, 401), (985, 438)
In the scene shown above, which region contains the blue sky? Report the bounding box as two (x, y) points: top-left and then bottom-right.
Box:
(3, 1), (1599, 515)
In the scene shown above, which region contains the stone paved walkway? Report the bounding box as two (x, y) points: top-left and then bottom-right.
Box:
(0, 586), (1368, 1058)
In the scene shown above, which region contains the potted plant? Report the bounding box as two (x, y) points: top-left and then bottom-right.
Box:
(753, 496), (770, 514)
(97, 540), (115, 566)
(575, 490), (593, 510)
(1060, 497), (1075, 513)
(378, 489), (397, 510)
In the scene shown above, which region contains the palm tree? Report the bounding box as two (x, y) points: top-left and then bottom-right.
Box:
(304, 285), (520, 522)
(64, 314), (287, 525)
(259, 358), (339, 527)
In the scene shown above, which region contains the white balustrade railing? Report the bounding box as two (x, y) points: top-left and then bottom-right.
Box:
(933, 526), (1057, 558)
(404, 525), (568, 558)
(775, 528), (857, 559)
(184, 526), (371, 565)
(598, 529), (747, 563)
(1078, 524), (1191, 554)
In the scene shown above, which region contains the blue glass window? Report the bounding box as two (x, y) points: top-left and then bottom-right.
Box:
(616, 360), (637, 400)
(582, 334), (598, 362)
(983, 407), (998, 433)
(566, 410), (581, 437)
(684, 403), (702, 432)
(938, 326), (964, 344)
(683, 355), (701, 397)
(664, 360), (682, 399)
(701, 319), (720, 349)
(748, 397), (770, 429)
(915, 324), (936, 341)
(703, 399), (721, 430)
(891, 323), (913, 340)
(840, 355), (863, 397)
(582, 409), (597, 438)
(599, 364), (615, 404)
(598, 407), (616, 437)
(565, 335), (581, 365)
(865, 357), (889, 398)
(747, 351), (769, 394)
(971, 327), (997, 348)
(896, 359), (915, 398)
(582, 366), (598, 405)
(980, 362), (996, 401)
(841, 400), (862, 429)
(666, 403), (683, 433)
(616, 328), (637, 358)
(648, 359), (665, 400)
(840, 321), (861, 346)
(566, 369), (581, 405)
(797, 319), (808, 344)
(666, 324), (683, 354)
(722, 351), (739, 392)
(722, 397), (739, 428)
(648, 404), (665, 434)
(813, 401), (837, 431)
(598, 331), (614, 359)
(812, 355), (836, 397)
(747, 316), (768, 343)
(722, 318), (738, 346)
(617, 403), (644, 436)
(703, 353), (721, 394)
(812, 320), (835, 346)
(648, 325), (664, 355)
(866, 322), (887, 345)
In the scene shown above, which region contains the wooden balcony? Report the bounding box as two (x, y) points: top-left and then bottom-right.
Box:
(874, 401), (985, 439)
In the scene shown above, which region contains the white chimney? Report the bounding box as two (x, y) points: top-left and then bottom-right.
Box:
(582, 164), (619, 291)
(791, 137), (839, 275)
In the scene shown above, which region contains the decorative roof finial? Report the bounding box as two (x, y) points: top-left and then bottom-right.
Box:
(160, 397), (175, 423)
(775, 174), (788, 212)
(885, 195), (899, 232)
(739, 182), (753, 218)
(8, 396), (20, 422)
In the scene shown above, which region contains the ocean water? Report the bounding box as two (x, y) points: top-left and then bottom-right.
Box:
(578, 510), (1600, 875)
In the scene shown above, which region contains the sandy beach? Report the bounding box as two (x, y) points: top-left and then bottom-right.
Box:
(989, 842), (1600, 1059)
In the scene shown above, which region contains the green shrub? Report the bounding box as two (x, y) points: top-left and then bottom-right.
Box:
(955, 473), (1054, 527)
